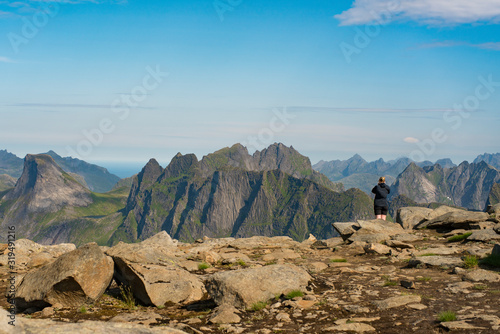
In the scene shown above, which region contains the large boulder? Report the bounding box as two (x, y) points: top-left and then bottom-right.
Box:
(205, 264), (311, 309)
(347, 220), (404, 243)
(416, 211), (491, 230)
(396, 207), (434, 229)
(14, 243), (113, 311)
(105, 232), (205, 307)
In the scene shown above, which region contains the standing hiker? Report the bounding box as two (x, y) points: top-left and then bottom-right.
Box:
(372, 176), (390, 221)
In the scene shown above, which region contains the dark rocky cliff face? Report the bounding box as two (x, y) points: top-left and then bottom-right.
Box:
(110, 144), (372, 244)
(390, 161), (500, 211)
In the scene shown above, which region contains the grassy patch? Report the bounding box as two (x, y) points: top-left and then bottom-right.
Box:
(480, 254), (500, 268)
(417, 276), (432, 282)
(250, 301), (268, 312)
(330, 258), (347, 263)
(120, 285), (136, 310)
(198, 262), (211, 270)
(78, 305), (87, 313)
(447, 232), (472, 243)
(474, 284), (488, 290)
(437, 311), (457, 322)
(285, 290), (304, 300)
(463, 255), (479, 269)
(420, 253), (437, 257)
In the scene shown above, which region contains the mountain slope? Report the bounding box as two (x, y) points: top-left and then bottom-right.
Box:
(390, 161), (500, 211)
(0, 155), (127, 245)
(44, 151), (121, 193)
(110, 144), (372, 244)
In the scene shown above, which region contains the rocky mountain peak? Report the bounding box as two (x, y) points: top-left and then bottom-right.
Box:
(163, 153), (199, 179)
(4, 154), (92, 213)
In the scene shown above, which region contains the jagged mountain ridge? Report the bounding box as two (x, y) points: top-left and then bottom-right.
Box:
(474, 153), (500, 170)
(111, 144), (372, 244)
(390, 161), (500, 211)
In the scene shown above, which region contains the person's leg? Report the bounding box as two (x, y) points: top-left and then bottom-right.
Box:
(381, 207), (388, 221)
(376, 215), (383, 220)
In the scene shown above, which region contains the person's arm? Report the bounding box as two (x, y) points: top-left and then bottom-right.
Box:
(372, 186), (377, 194)
(386, 185), (390, 194)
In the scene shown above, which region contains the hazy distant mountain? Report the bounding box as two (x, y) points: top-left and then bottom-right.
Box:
(111, 143), (371, 244)
(43, 151), (121, 193)
(474, 153), (500, 170)
(390, 161), (500, 211)
(0, 174), (16, 192)
(313, 154), (456, 194)
(0, 150), (23, 178)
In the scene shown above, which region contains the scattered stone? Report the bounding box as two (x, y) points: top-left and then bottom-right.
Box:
(385, 240), (414, 249)
(463, 269), (500, 282)
(324, 322), (376, 333)
(493, 243), (500, 256)
(407, 304), (427, 310)
(372, 295), (421, 310)
(400, 280), (416, 289)
(467, 229), (500, 242)
(110, 311), (162, 326)
(363, 243), (392, 255)
(440, 321), (487, 330)
(208, 304), (241, 324)
(408, 256), (463, 269)
(276, 312), (291, 322)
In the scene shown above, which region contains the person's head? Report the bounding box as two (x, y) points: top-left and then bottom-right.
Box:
(378, 176), (385, 184)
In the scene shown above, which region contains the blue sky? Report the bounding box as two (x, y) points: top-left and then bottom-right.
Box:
(1, 0), (499, 175)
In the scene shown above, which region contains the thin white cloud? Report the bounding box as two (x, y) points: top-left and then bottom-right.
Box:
(288, 106), (455, 114)
(0, 56), (14, 63)
(335, 0), (500, 26)
(404, 137), (420, 144)
(420, 41), (500, 51)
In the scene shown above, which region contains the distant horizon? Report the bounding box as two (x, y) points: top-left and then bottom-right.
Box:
(2, 144), (498, 179)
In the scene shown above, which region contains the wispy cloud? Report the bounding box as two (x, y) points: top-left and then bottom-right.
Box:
(404, 137), (420, 144)
(335, 0), (500, 26)
(288, 106), (458, 114)
(0, 0), (126, 17)
(0, 56), (14, 63)
(420, 41), (500, 51)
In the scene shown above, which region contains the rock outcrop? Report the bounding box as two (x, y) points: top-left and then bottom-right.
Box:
(205, 264), (311, 309)
(106, 232), (205, 307)
(14, 243), (113, 311)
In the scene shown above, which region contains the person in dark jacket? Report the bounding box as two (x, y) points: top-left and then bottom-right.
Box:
(372, 176), (390, 220)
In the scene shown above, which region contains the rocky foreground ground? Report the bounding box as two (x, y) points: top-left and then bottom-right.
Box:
(1, 205), (500, 334)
